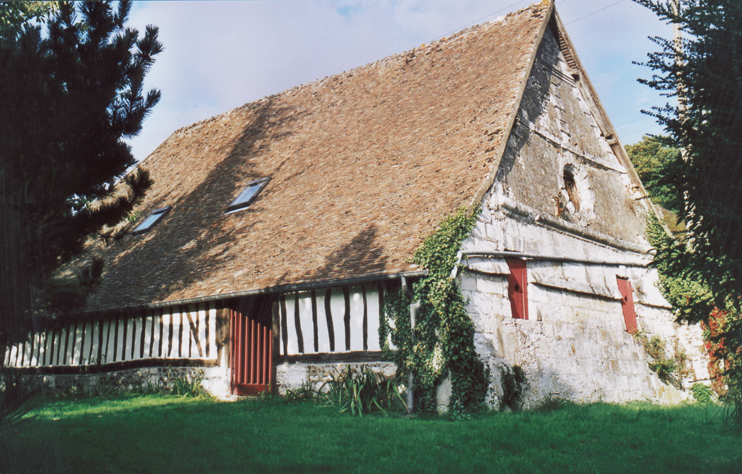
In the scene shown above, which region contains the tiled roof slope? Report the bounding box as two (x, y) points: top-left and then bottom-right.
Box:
(83, 2), (551, 312)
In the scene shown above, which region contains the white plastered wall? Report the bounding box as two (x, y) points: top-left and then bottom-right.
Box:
(279, 286), (382, 357)
(456, 185), (708, 409)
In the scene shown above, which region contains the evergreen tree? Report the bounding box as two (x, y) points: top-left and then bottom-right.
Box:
(0, 0), (161, 350)
(635, 0), (742, 315)
(636, 0), (742, 423)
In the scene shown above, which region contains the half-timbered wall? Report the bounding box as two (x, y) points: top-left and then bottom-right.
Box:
(278, 285), (382, 357)
(3, 302), (220, 372)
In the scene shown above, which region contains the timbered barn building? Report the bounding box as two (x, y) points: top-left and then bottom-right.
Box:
(4, 2), (708, 407)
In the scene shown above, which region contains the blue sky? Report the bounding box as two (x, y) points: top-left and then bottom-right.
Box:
(126, 0), (675, 163)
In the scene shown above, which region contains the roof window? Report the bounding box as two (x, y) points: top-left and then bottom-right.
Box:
(131, 206), (171, 235)
(227, 177), (270, 213)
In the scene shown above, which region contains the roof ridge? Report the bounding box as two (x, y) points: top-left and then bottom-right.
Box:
(164, 2), (549, 140)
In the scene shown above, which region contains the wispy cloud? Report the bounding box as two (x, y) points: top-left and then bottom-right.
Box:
(125, 0), (675, 162)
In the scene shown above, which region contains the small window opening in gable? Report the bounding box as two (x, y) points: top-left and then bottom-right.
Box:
(506, 258), (528, 320)
(227, 177), (270, 213)
(131, 206), (171, 235)
(563, 165), (580, 212)
(557, 163), (596, 225)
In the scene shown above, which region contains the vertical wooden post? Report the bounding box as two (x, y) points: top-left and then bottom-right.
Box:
(343, 286), (351, 351)
(271, 298), (280, 393)
(229, 310), (235, 392)
(324, 288), (335, 352)
(311, 290), (318, 353)
(294, 293), (304, 354)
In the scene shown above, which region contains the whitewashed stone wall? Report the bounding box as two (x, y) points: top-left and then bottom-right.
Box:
(23, 366), (231, 399)
(457, 185), (709, 410)
(276, 361), (396, 394)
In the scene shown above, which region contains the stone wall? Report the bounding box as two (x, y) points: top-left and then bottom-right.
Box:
(451, 23), (709, 410)
(457, 175), (709, 410)
(495, 26), (647, 244)
(276, 361), (396, 394)
(23, 365), (231, 399)
(459, 207), (708, 409)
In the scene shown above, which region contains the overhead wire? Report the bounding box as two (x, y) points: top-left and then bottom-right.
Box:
(565, 0), (627, 25)
(431, 0), (573, 44)
(427, 0), (659, 145)
(433, 0), (530, 42)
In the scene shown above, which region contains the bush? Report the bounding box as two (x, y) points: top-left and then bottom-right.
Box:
(320, 365), (404, 416)
(633, 332), (686, 386)
(691, 383), (714, 404)
(171, 373), (209, 398)
(500, 364), (526, 410)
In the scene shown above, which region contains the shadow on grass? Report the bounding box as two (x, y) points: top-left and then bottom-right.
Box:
(2, 396), (741, 474)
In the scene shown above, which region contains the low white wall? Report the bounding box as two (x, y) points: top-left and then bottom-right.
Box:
(276, 361), (396, 393)
(22, 365), (231, 399)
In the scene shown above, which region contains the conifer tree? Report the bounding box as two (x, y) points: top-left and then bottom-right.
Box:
(635, 0), (742, 312)
(635, 0), (742, 422)
(0, 0), (162, 351)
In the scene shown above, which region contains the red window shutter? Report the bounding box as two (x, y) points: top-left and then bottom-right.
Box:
(616, 277), (638, 334)
(506, 258), (528, 320)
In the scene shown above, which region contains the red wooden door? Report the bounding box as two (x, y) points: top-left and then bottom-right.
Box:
(506, 258), (528, 320)
(616, 277), (638, 334)
(230, 305), (273, 395)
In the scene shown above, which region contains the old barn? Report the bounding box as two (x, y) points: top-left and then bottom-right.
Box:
(4, 1), (707, 407)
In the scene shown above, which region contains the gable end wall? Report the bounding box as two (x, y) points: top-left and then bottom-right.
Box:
(452, 27), (708, 410)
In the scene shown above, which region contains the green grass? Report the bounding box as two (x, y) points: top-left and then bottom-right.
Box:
(1, 395), (740, 473)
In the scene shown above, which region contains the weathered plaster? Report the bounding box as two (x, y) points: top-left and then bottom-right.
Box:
(495, 27), (646, 243)
(455, 25), (709, 410)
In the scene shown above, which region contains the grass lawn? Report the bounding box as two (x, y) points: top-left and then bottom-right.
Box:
(1, 394), (740, 473)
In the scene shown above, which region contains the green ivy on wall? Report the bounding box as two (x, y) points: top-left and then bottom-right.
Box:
(647, 214), (742, 409)
(379, 207), (489, 413)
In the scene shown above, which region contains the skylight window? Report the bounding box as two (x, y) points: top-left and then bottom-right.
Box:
(131, 206), (171, 235)
(227, 177), (270, 213)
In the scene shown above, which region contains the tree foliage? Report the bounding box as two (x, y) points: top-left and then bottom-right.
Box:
(625, 135), (682, 213)
(0, 0), (162, 337)
(0, 2), (57, 41)
(636, 0), (742, 420)
(635, 0), (742, 316)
